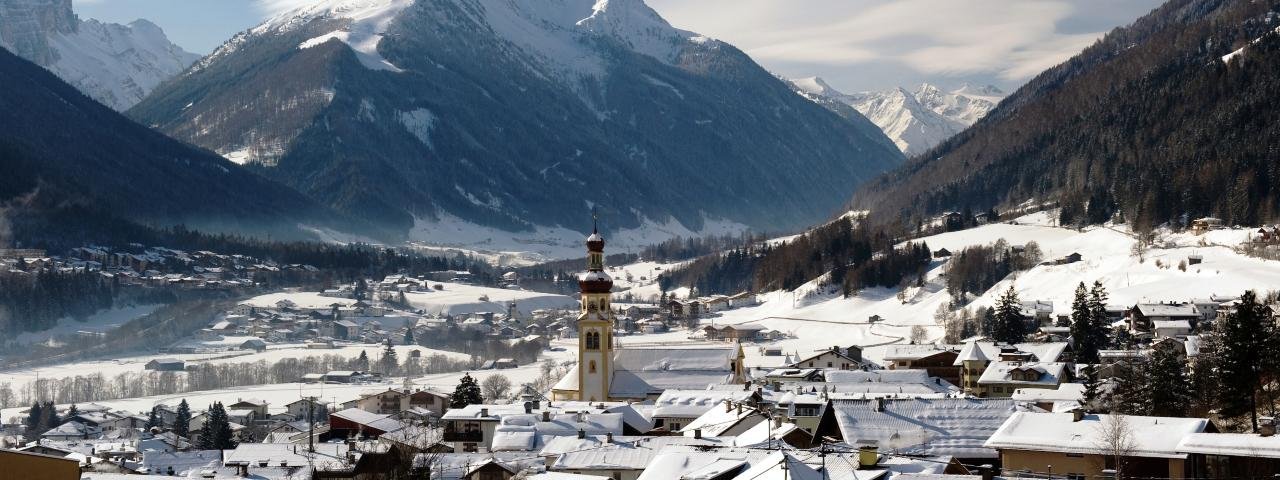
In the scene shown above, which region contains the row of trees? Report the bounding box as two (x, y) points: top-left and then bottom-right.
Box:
(943, 239), (1043, 303)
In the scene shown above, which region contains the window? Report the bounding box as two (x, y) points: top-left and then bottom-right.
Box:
(669, 422), (682, 430)
(1066, 475), (1084, 480)
(794, 404), (821, 417)
(585, 331), (600, 350)
(827, 362), (833, 367)
(589, 360), (597, 374)
(462, 443), (477, 453)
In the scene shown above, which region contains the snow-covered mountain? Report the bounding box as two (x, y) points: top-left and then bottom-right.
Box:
(131, 0), (903, 242)
(0, 0), (200, 110)
(792, 77), (1004, 156)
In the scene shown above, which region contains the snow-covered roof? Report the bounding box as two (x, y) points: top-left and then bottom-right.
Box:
(824, 369), (934, 384)
(633, 450), (772, 480)
(1010, 383), (1085, 402)
(1176, 432), (1280, 459)
(1135, 303), (1200, 317)
(652, 390), (755, 418)
(612, 347), (736, 371)
(977, 362), (1067, 386)
(830, 398), (1024, 459)
(329, 408), (406, 433)
(984, 412), (1210, 459)
(882, 344), (955, 361)
(680, 403), (765, 437)
(952, 341), (990, 365)
(222, 443), (348, 469)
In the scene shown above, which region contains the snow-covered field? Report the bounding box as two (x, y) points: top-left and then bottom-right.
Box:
(14, 304), (162, 345)
(400, 283), (577, 316)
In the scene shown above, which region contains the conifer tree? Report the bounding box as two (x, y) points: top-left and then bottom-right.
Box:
(1107, 359), (1148, 415)
(1081, 363), (1101, 411)
(1218, 290), (1269, 430)
(174, 399), (191, 438)
(381, 341), (399, 375)
(404, 327), (415, 345)
(450, 373), (484, 408)
(354, 350), (370, 371)
(25, 402), (42, 436)
(42, 401), (58, 430)
(992, 285), (1026, 344)
(212, 402), (237, 449)
(1087, 281), (1111, 347)
(65, 404), (78, 422)
(145, 406), (162, 430)
(1146, 343), (1192, 417)
(1069, 282), (1094, 361)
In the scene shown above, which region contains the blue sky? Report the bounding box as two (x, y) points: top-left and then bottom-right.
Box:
(72, 0), (1163, 93)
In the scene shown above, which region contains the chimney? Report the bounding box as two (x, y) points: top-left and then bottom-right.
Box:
(857, 445), (878, 468)
(1261, 417), (1276, 437)
(725, 400), (733, 413)
(694, 428), (702, 439)
(480, 408), (489, 418)
(774, 416), (784, 428)
(606, 432), (614, 443)
(542, 411), (551, 422)
(979, 464), (996, 480)
(1072, 409), (1084, 422)
(577, 429), (586, 439)
(873, 397), (884, 412)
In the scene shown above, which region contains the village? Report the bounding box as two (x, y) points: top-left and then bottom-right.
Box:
(5, 218), (1280, 480)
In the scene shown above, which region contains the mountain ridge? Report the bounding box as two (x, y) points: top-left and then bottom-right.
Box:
(0, 0), (200, 110)
(130, 0), (904, 242)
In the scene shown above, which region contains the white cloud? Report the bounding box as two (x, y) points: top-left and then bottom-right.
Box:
(647, 0), (1158, 91)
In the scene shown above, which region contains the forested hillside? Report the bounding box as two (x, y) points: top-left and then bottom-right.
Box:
(851, 0), (1280, 232)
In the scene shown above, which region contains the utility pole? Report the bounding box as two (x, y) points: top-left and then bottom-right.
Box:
(307, 396), (315, 453)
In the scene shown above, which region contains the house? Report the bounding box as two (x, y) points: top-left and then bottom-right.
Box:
(1191, 217), (1223, 235)
(1130, 303), (1202, 332)
(227, 399), (269, 419)
(284, 398), (329, 420)
(788, 346), (863, 370)
(882, 345), (961, 385)
(985, 411), (1213, 479)
(814, 397), (1023, 464)
(333, 320), (360, 340)
(650, 390), (760, 433)
(1176, 417), (1280, 478)
(668, 299), (701, 318)
(933, 248), (952, 258)
(144, 359), (186, 371)
(42, 421), (98, 440)
(975, 361), (1069, 398)
(1153, 319), (1193, 338)
(239, 338), (268, 352)
(0, 448), (80, 480)
(727, 292), (757, 308)
(328, 408), (406, 439)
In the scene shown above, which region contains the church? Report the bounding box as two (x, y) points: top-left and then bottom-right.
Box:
(551, 226), (746, 402)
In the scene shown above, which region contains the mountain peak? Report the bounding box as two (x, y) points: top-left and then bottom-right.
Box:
(792, 76), (839, 97)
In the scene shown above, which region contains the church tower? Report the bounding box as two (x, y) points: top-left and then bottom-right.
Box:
(575, 222), (615, 402)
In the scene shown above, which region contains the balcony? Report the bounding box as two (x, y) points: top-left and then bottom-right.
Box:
(442, 430), (483, 442)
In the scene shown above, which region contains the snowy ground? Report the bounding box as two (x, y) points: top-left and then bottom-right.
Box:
(14, 304), (163, 345)
(400, 283), (577, 316)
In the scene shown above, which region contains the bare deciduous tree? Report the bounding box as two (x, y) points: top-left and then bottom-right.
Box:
(481, 374), (513, 403)
(1094, 414), (1137, 480)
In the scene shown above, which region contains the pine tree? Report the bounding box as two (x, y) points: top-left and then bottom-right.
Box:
(1189, 333), (1222, 417)
(25, 402), (42, 436)
(1218, 290), (1269, 430)
(1087, 281), (1111, 350)
(450, 373), (484, 408)
(196, 408), (215, 449)
(145, 406), (162, 430)
(1069, 282), (1095, 362)
(1081, 363), (1101, 411)
(381, 341), (399, 375)
(174, 399), (191, 438)
(1146, 343), (1192, 417)
(354, 350), (370, 371)
(43, 401), (58, 430)
(979, 307), (996, 337)
(65, 404), (78, 422)
(993, 285), (1026, 344)
(404, 327), (415, 345)
(212, 402), (237, 449)
(1107, 359), (1148, 415)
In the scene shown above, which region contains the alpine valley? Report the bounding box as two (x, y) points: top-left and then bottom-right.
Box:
(129, 0), (904, 250)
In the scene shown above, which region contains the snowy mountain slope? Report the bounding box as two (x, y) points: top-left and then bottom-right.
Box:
(791, 77), (1004, 156)
(642, 210), (1280, 367)
(0, 0), (200, 110)
(132, 0), (903, 243)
